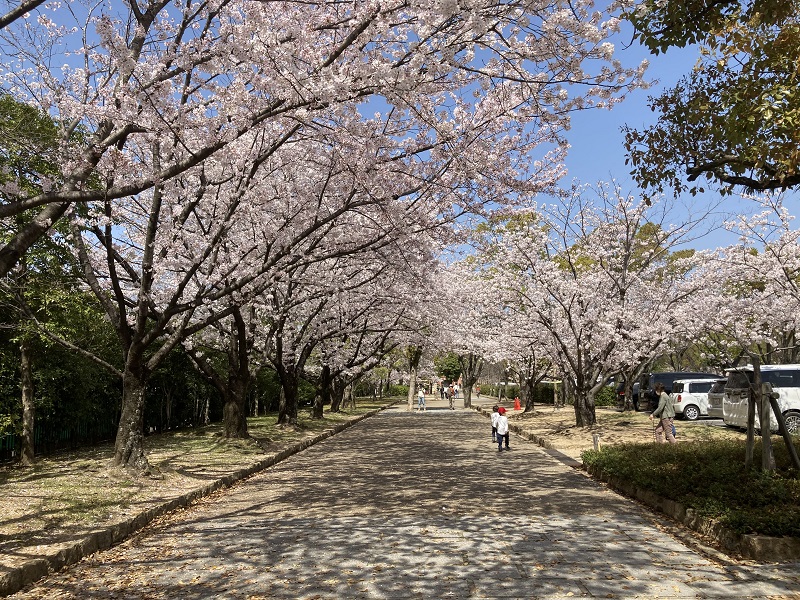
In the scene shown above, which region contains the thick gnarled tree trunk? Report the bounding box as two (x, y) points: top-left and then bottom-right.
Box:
(114, 363), (150, 472)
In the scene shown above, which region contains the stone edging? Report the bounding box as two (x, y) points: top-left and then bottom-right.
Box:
(475, 405), (800, 562)
(584, 463), (800, 562)
(0, 405), (392, 598)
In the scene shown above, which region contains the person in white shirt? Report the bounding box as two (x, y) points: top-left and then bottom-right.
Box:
(496, 407), (510, 451)
(417, 388), (426, 411)
(490, 405), (500, 442)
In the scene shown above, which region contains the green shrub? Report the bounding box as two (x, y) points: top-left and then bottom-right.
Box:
(482, 384), (519, 399)
(582, 440), (800, 537)
(594, 385), (617, 407)
(387, 384), (409, 397)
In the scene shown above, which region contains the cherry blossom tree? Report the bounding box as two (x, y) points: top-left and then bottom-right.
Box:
(0, 0), (656, 472)
(695, 195), (800, 471)
(479, 185), (713, 426)
(0, 0), (648, 277)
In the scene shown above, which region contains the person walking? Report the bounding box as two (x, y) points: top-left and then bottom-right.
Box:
(417, 388), (426, 412)
(649, 382), (676, 443)
(496, 407), (510, 451)
(490, 405), (500, 442)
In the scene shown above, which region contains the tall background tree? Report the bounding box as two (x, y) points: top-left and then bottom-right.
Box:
(624, 0), (800, 196)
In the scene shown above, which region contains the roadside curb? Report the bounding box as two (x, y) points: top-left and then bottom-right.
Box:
(584, 463), (800, 562)
(474, 404), (800, 562)
(0, 404), (393, 598)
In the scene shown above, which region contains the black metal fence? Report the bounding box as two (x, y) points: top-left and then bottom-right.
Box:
(0, 418), (118, 463)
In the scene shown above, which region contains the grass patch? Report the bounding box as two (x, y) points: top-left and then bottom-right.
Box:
(0, 400), (392, 550)
(582, 439), (800, 537)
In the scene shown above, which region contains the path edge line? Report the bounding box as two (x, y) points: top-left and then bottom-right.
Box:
(0, 403), (395, 598)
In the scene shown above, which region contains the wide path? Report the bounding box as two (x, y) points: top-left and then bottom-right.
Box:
(11, 400), (800, 599)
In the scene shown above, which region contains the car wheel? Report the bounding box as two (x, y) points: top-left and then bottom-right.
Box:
(683, 405), (700, 421)
(785, 410), (800, 436)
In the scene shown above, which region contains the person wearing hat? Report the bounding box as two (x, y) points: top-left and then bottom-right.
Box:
(496, 406), (510, 452)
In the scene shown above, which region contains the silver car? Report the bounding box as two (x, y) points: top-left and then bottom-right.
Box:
(706, 378), (729, 419)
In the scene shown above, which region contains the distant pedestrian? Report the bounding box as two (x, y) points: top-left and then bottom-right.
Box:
(490, 405), (500, 442)
(649, 382), (676, 443)
(496, 407), (510, 451)
(476, 385), (481, 399)
(417, 388), (426, 412)
(440, 384), (446, 400)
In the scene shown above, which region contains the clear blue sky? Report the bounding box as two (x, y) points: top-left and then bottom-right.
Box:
(561, 38), (798, 251)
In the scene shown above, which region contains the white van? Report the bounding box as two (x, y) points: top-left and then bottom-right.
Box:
(722, 364), (800, 434)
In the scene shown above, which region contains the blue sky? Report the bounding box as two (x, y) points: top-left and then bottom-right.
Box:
(561, 38), (797, 252)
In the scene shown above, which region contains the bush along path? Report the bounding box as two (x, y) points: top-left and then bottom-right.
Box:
(0, 401), (392, 597)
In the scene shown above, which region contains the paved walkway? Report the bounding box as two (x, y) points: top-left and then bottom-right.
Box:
(10, 399), (800, 599)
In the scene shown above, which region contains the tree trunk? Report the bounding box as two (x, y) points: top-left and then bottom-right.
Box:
(521, 373), (536, 413)
(406, 346), (422, 411)
(330, 377), (346, 413)
(754, 360), (775, 471)
(20, 337), (35, 466)
(619, 368), (638, 412)
(746, 356), (759, 469)
(222, 372), (250, 438)
(222, 308), (253, 438)
(458, 353), (483, 409)
(312, 365), (332, 419)
(114, 364), (150, 472)
(573, 383), (598, 427)
(277, 365), (300, 426)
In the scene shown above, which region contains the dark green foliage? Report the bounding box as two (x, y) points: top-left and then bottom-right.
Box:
(482, 383), (520, 399)
(254, 368), (282, 412)
(434, 352), (462, 383)
(594, 385), (617, 407)
(147, 348), (223, 432)
(533, 383), (555, 404)
(582, 440), (800, 536)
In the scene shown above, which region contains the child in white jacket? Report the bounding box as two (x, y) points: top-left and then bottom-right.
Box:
(496, 407), (510, 451)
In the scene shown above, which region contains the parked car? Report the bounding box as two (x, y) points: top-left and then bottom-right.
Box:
(705, 378), (729, 419)
(722, 364), (800, 435)
(638, 371), (720, 411)
(615, 382), (640, 409)
(670, 379), (718, 420)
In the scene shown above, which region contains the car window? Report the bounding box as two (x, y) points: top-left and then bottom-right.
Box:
(762, 370), (800, 387)
(727, 371), (751, 388)
(710, 381), (726, 394)
(672, 382), (684, 393)
(691, 381), (714, 394)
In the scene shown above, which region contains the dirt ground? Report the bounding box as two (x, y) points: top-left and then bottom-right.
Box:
(494, 403), (746, 461)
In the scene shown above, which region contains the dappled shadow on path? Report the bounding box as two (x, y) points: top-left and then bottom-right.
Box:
(12, 408), (800, 599)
